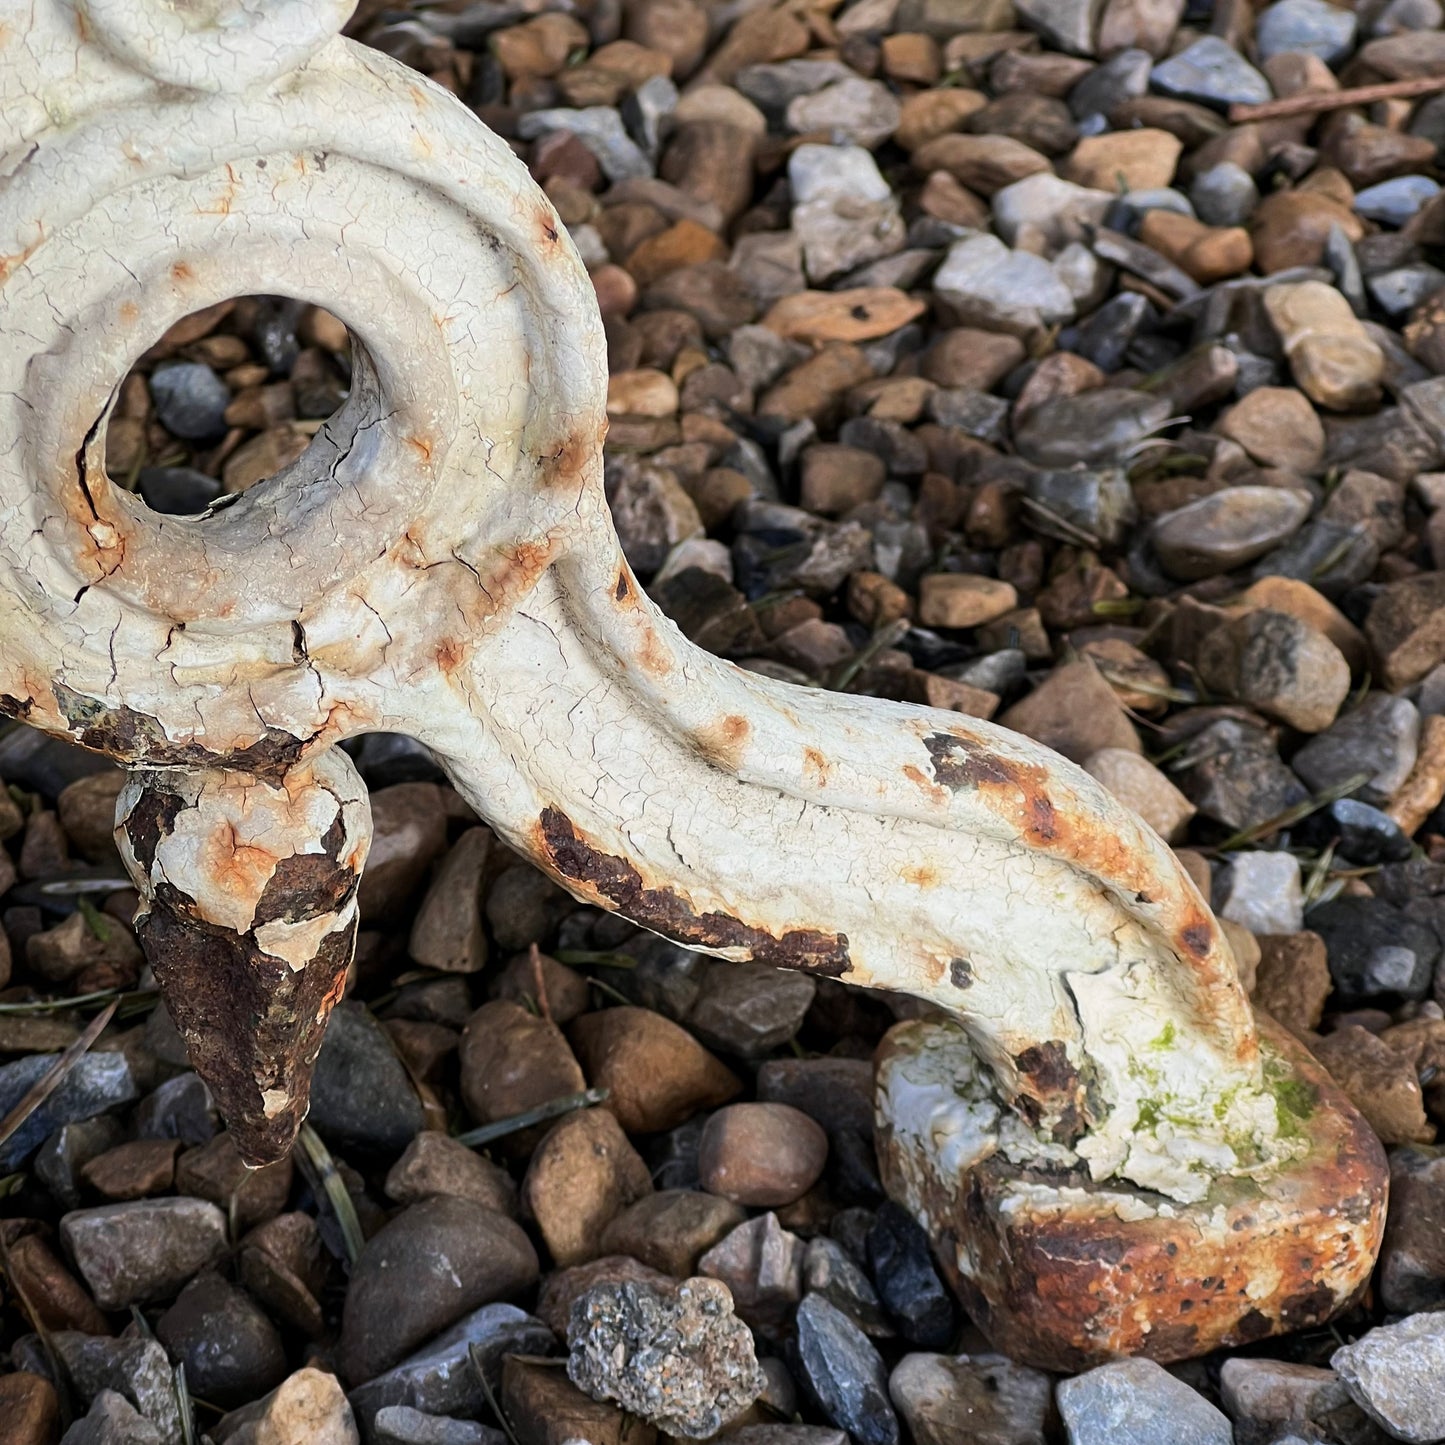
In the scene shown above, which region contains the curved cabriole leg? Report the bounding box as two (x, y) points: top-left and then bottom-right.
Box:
(114, 754), (371, 1164)
(0, 0), (1387, 1369)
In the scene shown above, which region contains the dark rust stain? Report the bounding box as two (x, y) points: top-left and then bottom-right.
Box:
(54, 683), (307, 783)
(615, 571), (631, 602)
(537, 807), (851, 977)
(252, 813), (353, 927)
(950, 957), (973, 989)
(1179, 918), (1214, 959)
(121, 787), (186, 872)
(924, 732), (1018, 790)
(0, 693), (34, 720)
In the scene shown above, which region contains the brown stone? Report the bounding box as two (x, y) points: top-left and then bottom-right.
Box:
(81, 1138), (181, 1201)
(696, 1211), (805, 1331)
(1013, 351), (1105, 422)
(383, 1130), (518, 1215)
(535, 1255), (674, 1336)
(1235, 578), (1366, 675)
(917, 574), (1018, 629)
(918, 170), (992, 228)
(1137, 211), (1252, 284)
(55, 771), (124, 864)
(644, 261), (758, 340)
(175, 1132), (293, 1232)
(238, 1213), (326, 1337)
(1254, 932), (1332, 1038)
(625, 218), (728, 287)
(598, 1190), (747, 1276)
(1249, 190), (1366, 275)
(1366, 573), (1445, 691)
(762, 288), (927, 345)
(693, 5), (809, 85)
(569, 1006), (741, 1134)
(998, 661), (1142, 762)
(624, 0), (709, 78)
(555, 41), (672, 108)
(503, 1357), (657, 1445)
(522, 1107), (653, 1266)
(222, 424), (311, 493)
(493, 14), (589, 79)
(881, 32), (942, 83)
(407, 826), (490, 975)
(1322, 113), (1436, 190)
(1311, 1025), (1434, 1146)
(1264, 280), (1385, 412)
(848, 570), (913, 629)
(896, 88), (989, 151)
(490, 949), (591, 1024)
(922, 329), (1025, 392)
(383, 1019), (459, 1084)
(458, 999), (586, 1146)
(1217, 387), (1324, 474)
(910, 132), (1050, 195)
(697, 1103), (829, 1208)
(965, 93), (1079, 156)
(357, 783), (449, 922)
(799, 444), (888, 516)
(2, 1229), (109, 1335)
(0, 1373), (58, 1445)
(1084, 748), (1196, 844)
(1097, 0), (1184, 55)
(1066, 128), (1181, 191)
(1197, 609), (1350, 734)
(607, 368), (680, 417)
(758, 344), (874, 426)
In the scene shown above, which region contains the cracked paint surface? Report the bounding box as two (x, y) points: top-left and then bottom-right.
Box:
(0, 0), (1387, 1365)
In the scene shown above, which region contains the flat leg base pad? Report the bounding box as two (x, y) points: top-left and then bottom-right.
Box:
(875, 1016), (1387, 1372)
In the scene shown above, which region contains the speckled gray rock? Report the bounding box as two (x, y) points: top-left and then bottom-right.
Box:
(348, 1304), (555, 1439)
(372, 1407), (504, 1445)
(1152, 37), (1271, 106)
(1332, 1312), (1445, 1443)
(0, 1052), (137, 1172)
(1291, 693), (1420, 803)
(309, 1002), (426, 1156)
(1177, 720), (1310, 832)
(794, 1294), (900, 1445)
(60, 1197), (228, 1310)
(61, 1391), (165, 1445)
(1310, 895), (1440, 1000)
(567, 1276), (765, 1438)
(890, 1352), (1052, 1445)
(53, 1334), (182, 1445)
(1256, 0), (1357, 62)
(1057, 1358), (1231, 1445)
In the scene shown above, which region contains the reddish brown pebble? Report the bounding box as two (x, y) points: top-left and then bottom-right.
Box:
(698, 1103), (829, 1207)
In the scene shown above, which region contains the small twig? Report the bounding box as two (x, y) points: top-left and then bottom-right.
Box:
(1230, 73), (1445, 123)
(829, 617), (910, 693)
(529, 942), (551, 1024)
(175, 1364), (196, 1445)
(452, 1087), (608, 1150)
(585, 975), (634, 1007)
(468, 1344), (520, 1445)
(0, 999), (118, 1155)
(555, 949), (636, 969)
(296, 1123), (365, 1267)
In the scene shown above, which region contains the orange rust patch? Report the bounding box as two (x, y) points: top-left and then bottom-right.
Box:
(537, 208), (560, 245)
(802, 747), (831, 787)
(202, 821), (278, 908)
(406, 435), (433, 464)
(119, 300), (140, 325)
(171, 261), (194, 283)
(901, 862), (940, 889)
(435, 637), (468, 675)
(903, 763), (948, 803)
(637, 627), (672, 679)
(694, 713), (750, 770)
(542, 419), (607, 492)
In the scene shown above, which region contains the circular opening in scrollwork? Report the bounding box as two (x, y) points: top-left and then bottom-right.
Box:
(104, 295), (352, 518)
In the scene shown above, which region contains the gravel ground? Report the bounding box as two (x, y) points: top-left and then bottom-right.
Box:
(6, 0), (1445, 1441)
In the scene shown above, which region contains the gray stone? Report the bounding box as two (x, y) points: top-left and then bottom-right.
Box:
(1057, 1358), (1230, 1445)
(1192, 162), (1259, 228)
(1015, 0), (1103, 54)
(1378, 1147), (1445, 1314)
(1309, 895), (1440, 1000)
(1218, 1358), (1348, 1445)
(148, 362), (230, 442)
(933, 234), (1077, 337)
(621, 75), (677, 161)
(1291, 692), (1420, 803)
(515, 108), (652, 182)
(795, 1294), (899, 1445)
(340, 1196), (540, 1385)
(61, 1391), (165, 1445)
(991, 173), (1112, 251)
(698, 1212), (806, 1332)
(1355, 175), (1440, 227)
(1197, 609), (1350, 733)
(348, 1304), (554, 1441)
(1177, 720), (1310, 832)
(1152, 487), (1312, 580)
(1368, 264), (1445, 317)
(685, 960), (816, 1058)
(786, 79), (900, 149)
(803, 1237), (892, 1337)
(61, 1198), (228, 1310)
(1256, 0), (1357, 63)
(788, 143), (891, 205)
(156, 1274), (288, 1410)
(34, 1115), (126, 1211)
(567, 1276), (765, 1438)
(309, 1001), (425, 1156)
(137, 465), (222, 515)
(1218, 851), (1303, 935)
(729, 1431), (848, 1445)
(1070, 48), (1152, 119)
(1377, 0), (1443, 31)
(927, 389), (1009, 445)
(1025, 467), (1136, 548)
(54, 1334), (182, 1445)
(889, 1353), (1052, 1445)
(794, 193), (906, 284)
(133, 1073), (217, 1149)
(372, 1407), (504, 1445)
(1014, 391), (1172, 468)
(0, 1052), (137, 1172)
(1151, 37), (1271, 107)
(736, 60), (855, 116)
(1332, 1311), (1445, 1444)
